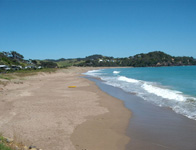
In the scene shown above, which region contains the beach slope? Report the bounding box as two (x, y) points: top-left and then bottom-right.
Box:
(0, 67), (131, 150)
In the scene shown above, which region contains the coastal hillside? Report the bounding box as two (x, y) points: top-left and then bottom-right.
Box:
(0, 51), (58, 71)
(0, 51), (25, 66)
(56, 51), (196, 67)
(1, 51), (196, 69)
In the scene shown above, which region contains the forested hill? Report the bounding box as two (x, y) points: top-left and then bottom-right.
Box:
(75, 51), (196, 67)
(1, 51), (196, 68)
(0, 51), (58, 69)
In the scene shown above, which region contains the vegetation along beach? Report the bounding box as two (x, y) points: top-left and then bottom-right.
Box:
(1, 0), (196, 150)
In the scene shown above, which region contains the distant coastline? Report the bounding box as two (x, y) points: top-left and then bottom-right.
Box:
(1, 51), (196, 72)
(46, 51), (196, 67)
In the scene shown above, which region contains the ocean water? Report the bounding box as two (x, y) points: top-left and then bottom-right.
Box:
(84, 66), (196, 120)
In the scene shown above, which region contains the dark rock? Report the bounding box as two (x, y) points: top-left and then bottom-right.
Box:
(29, 145), (36, 149)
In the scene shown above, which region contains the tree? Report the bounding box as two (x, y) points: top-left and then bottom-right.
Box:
(10, 51), (24, 61)
(40, 61), (58, 68)
(32, 60), (38, 65)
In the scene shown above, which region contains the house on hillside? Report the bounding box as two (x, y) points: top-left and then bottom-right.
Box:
(0, 65), (10, 70)
(98, 59), (103, 62)
(0, 65), (7, 69)
(11, 65), (22, 70)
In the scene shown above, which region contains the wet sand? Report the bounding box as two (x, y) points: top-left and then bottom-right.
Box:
(90, 77), (196, 150)
(70, 80), (131, 150)
(0, 67), (131, 150)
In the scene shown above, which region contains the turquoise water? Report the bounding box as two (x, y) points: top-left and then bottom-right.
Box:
(85, 66), (196, 120)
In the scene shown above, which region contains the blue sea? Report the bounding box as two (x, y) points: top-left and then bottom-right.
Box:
(84, 66), (196, 120)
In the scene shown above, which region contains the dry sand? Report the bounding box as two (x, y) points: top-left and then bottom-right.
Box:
(0, 67), (131, 150)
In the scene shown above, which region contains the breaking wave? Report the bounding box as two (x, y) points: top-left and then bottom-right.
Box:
(113, 71), (120, 74)
(85, 69), (196, 120)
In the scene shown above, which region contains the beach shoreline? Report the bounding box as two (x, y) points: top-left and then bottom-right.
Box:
(0, 67), (131, 150)
(90, 76), (196, 150)
(70, 77), (131, 150)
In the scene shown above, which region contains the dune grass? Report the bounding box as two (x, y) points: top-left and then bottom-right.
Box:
(0, 143), (13, 150)
(0, 68), (59, 86)
(12, 68), (58, 77)
(0, 68), (58, 79)
(0, 74), (13, 80)
(0, 135), (13, 150)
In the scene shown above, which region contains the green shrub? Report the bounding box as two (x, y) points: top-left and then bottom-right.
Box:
(0, 143), (13, 150)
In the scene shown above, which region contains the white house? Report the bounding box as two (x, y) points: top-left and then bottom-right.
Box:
(0, 65), (10, 70)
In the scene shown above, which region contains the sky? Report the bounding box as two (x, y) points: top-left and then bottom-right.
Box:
(0, 0), (196, 59)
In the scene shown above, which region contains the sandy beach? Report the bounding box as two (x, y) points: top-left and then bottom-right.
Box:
(0, 67), (131, 150)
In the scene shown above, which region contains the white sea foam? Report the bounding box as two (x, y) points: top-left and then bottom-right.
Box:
(84, 70), (196, 120)
(106, 76), (196, 120)
(113, 71), (120, 74)
(117, 76), (139, 83)
(84, 69), (103, 77)
(142, 83), (186, 102)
